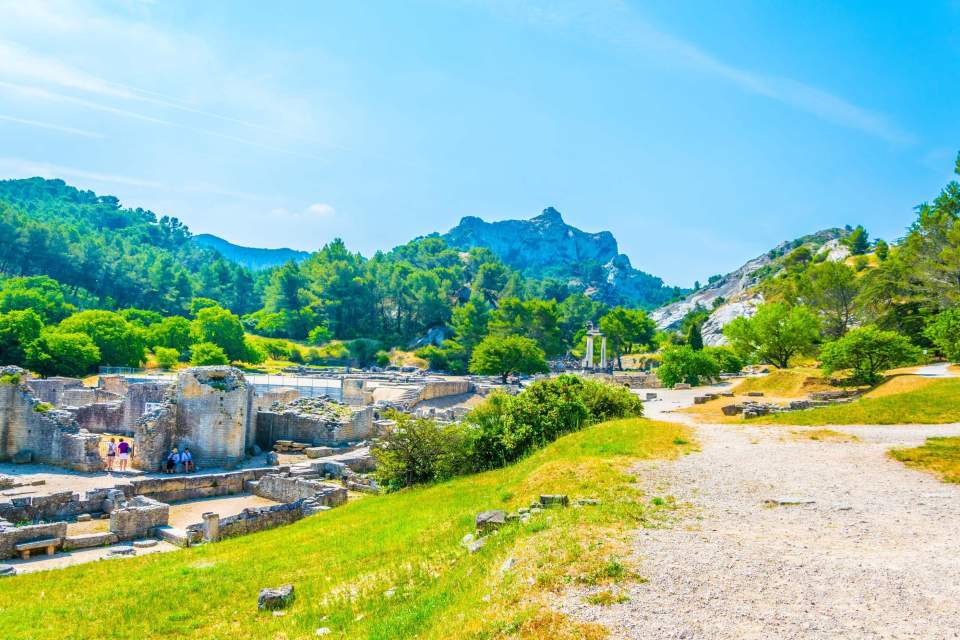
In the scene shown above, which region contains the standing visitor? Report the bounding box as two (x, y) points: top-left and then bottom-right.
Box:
(105, 438), (117, 471)
(117, 438), (131, 471)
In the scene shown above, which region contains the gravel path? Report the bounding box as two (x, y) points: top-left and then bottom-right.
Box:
(562, 389), (960, 639)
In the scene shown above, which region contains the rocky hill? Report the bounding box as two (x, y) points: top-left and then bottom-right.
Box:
(192, 234), (310, 271)
(440, 207), (684, 308)
(652, 228), (850, 345)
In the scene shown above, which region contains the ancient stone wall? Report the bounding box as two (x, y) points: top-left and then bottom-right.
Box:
(218, 502), (305, 539)
(109, 496), (169, 541)
(255, 404), (374, 450)
(252, 475), (347, 505)
(415, 380), (475, 403)
(133, 367), (253, 471)
(0, 521), (67, 559)
(0, 367), (103, 471)
(253, 387), (299, 412)
(127, 466), (286, 503)
(25, 377), (84, 404)
(69, 401), (124, 433)
(0, 488), (113, 524)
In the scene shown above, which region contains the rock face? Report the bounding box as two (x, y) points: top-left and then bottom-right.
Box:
(134, 367), (254, 471)
(440, 207), (681, 308)
(652, 228), (848, 345)
(0, 367), (103, 471)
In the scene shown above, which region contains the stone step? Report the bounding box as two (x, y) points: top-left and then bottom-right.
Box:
(154, 526), (191, 548)
(63, 532), (118, 551)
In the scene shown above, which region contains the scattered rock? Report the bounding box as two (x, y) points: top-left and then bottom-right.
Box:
(575, 498), (601, 506)
(0, 564), (16, 577)
(766, 497), (816, 506)
(721, 404), (743, 416)
(107, 546), (136, 557)
(133, 539), (158, 549)
(466, 537), (487, 553)
(540, 494), (569, 508)
(258, 584), (295, 610)
(266, 451), (280, 466)
(76, 514), (92, 523)
(384, 587), (396, 598)
(461, 533), (475, 546)
(476, 510), (507, 532)
(746, 391), (764, 397)
(500, 557), (516, 573)
(315, 629), (331, 636)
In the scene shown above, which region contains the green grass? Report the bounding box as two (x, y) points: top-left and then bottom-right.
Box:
(0, 418), (692, 640)
(890, 437), (960, 483)
(751, 378), (960, 425)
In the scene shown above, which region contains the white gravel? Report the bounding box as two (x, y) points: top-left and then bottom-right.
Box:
(561, 387), (960, 639)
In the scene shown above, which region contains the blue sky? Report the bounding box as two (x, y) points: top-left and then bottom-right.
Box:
(1, 0), (957, 286)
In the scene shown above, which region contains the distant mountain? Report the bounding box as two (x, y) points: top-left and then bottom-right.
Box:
(651, 228), (851, 345)
(440, 207), (685, 308)
(192, 234), (311, 271)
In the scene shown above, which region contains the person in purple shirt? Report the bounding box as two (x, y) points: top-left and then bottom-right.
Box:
(117, 438), (131, 471)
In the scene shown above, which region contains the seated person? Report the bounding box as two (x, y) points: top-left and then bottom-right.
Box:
(165, 447), (180, 474)
(181, 447), (194, 473)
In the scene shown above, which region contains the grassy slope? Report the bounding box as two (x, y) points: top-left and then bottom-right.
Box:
(751, 378), (960, 426)
(733, 368), (835, 398)
(0, 418), (692, 640)
(890, 437), (960, 483)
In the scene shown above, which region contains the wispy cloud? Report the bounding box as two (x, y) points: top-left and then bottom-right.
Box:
(0, 113), (102, 138)
(270, 203), (337, 219)
(478, 0), (913, 144)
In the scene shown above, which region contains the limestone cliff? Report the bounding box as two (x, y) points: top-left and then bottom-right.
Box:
(440, 207), (682, 308)
(652, 228), (850, 345)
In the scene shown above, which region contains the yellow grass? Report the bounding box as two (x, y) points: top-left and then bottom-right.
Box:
(788, 429), (858, 443)
(863, 375), (934, 399)
(733, 368), (835, 398)
(890, 437), (960, 483)
(389, 348), (428, 369)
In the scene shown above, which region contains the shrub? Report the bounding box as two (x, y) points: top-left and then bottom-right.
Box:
(24, 330), (101, 378)
(347, 338), (383, 368)
(656, 346), (721, 388)
(374, 350), (391, 367)
(190, 342), (229, 366)
(468, 335), (549, 383)
(703, 345), (744, 374)
(372, 414), (472, 490)
(153, 347), (179, 370)
(59, 310), (146, 367)
(820, 326), (922, 385)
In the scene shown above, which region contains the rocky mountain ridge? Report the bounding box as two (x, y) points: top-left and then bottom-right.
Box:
(192, 234), (310, 271)
(652, 228), (850, 345)
(440, 207), (684, 308)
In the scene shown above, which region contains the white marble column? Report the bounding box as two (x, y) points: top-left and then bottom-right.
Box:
(600, 337), (607, 369)
(584, 336), (594, 368)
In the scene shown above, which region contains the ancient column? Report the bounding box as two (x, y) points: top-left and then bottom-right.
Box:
(584, 336), (594, 368)
(600, 336), (607, 369)
(202, 511), (220, 542)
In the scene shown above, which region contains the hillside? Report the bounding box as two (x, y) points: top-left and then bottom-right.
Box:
(651, 228), (849, 344)
(440, 207), (686, 309)
(193, 234), (310, 271)
(0, 417), (693, 639)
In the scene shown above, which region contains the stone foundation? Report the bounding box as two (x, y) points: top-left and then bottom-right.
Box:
(252, 475), (347, 506)
(109, 496), (169, 541)
(0, 521), (67, 559)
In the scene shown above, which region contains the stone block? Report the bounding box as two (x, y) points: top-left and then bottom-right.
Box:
(109, 496), (169, 541)
(539, 494), (569, 508)
(64, 532), (118, 550)
(258, 584), (295, 610)
(476, 510), (506, 533)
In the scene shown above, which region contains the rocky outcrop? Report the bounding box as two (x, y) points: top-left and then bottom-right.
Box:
(440, 207), (681, 308)
(652, 228), (848, 345)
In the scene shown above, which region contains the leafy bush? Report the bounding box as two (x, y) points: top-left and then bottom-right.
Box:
(468, 335), (548, 383)
(703, 345), (744, 374)
(656, 346), (721, 388)
(153, 347), (179, 370)
(190, 342), (229, 366)
(375, 350), (391, 367)
(416, 341), (467, 373)
(820, 325), (921, 385)
(59, 310), (146, 367)
(372, 414), (472, 490)
(347, 338), (383, 368)
(25, 330), (101, 377)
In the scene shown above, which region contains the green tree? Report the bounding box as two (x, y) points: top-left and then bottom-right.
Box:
(449, 297), (490, 353)
(153, 347), (179, 370)
(347, 338), (383, 368)
(148, 316), (193, 353)
(191, 305), (247, 362)
(820, 326), (921, 385)
(190, 342), (229, 366)
(656, 346), (721, 388)
(0, 309), (43, 366)
(468, 335), (549, 383)
(25, 330), (100, 377)
(845, 225), (870, 255)
(599, 307), (656, 368)
(488, 298), (564, 358)
(372, 414), (471, 490)
(0, 276), (74, 323)
(59, 310), (146, 367)
(800, 261), (860, 338)
(703, 345), (744, 374)
(925, 307), (960, 362)
(687, 322), (704, 351)
(723, 302), (820, 369)
(874, 239), (889, 261)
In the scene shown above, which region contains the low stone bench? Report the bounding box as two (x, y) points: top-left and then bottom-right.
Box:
(14, 537), (61, 559)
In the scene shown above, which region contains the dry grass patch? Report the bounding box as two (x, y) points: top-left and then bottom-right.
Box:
(864, 375), (934, 399)
(890, 437), (960, 483)
(734, 368), (836, 398)
(788, 429), (858, 443)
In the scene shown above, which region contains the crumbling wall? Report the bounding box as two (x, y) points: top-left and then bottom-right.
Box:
(25, 377), (84, 404)
(415, 380), (474, 404)
(0, 488), (114, 524)
(253, 475), (347, 505)
(0, 367), (103, 471)
(109, 496), (169, 541)
(133, 367), (253, 471)
(127, 467), (286, 503)
(218, 502), (305, 538)
(253, 387), (299, 411)
(255, 401), (374, 450)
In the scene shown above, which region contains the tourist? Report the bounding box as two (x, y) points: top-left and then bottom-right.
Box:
(105, 438), (117, 471)
(166, 447), (180, 474)
(181, 447), (194, 473)
(117, 438), (131, 471)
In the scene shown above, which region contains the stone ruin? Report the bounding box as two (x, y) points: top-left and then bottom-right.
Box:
(134, 366), (255, 471)
(255, 396), (375, 451)
(0, 366), (102, 471)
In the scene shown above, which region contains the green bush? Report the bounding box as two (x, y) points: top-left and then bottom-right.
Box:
(703, 345), (744, 374)
(190, 342), (229, 366)
(820, 325), (921, 385)
(372, 414), (472, 490)
(925, 308), (960, 362)
(153, 347), (179, 370)
(375, 350), (391, 367)
(25, 330), (101, 378)
(656, 346), (721, 388)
